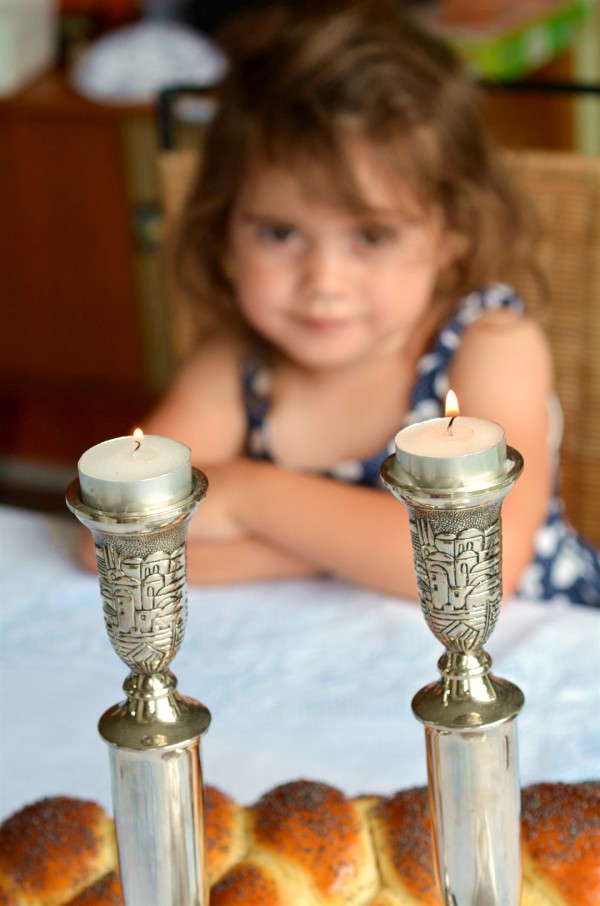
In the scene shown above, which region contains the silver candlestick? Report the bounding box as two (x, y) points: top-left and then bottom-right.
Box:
(67, 457), (210, 906)
(381, 418), (524, 905)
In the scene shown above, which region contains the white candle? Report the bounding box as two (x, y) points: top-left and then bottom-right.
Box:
(78, 433), (192, 513)
(395, 416), (506, 491)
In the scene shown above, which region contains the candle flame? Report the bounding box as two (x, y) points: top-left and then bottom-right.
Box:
(132, 428), (143, 453)
(445, 390), (459, 418)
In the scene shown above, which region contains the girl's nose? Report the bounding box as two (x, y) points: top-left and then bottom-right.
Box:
(300, 244), (348, 300)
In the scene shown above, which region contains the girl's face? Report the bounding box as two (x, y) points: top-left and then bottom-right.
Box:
(226, 142), (457, 372)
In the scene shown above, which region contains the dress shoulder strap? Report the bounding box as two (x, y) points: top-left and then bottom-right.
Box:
(407, 284), (525, 425)
(240, 355), (272, 460)
(241, 356), (274, 459)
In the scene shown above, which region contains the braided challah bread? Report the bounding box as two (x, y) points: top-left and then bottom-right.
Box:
(0, 797), (117, 906)
(0, 780), (597, 905)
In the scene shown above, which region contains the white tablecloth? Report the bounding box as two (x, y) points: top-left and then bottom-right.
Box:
(1, 504), (598, 822)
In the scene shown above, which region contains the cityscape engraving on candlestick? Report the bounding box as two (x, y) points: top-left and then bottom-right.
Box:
(409, 504), (502, 652)
(97, 541), (187, 674)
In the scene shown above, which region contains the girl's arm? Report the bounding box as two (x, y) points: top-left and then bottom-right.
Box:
(185, 536), (322, 585)
(189, 309), (554, 599)
(113, 310), (552, 598)
(189, 460), (419, 597)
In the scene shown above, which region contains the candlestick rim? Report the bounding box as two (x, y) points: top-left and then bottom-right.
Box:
(380, 446), (523, 502)
(66, 467), (208, 525)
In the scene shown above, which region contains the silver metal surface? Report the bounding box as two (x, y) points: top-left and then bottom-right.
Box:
(108, 740), (207, 906)
(406, 499), (503, 652)
(381, 445), (524, 905)
(425, 720), (521, 905)
(66, 471), (207, 674)
(66, 467), (211, 906)
(99, 671), (211, 752)
(382, 444), (523, 503)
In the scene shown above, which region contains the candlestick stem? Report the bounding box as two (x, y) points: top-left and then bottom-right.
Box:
(67, 469), (210, 906)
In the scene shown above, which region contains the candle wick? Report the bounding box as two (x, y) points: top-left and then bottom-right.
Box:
(447, 415), (457, 436)
(134, 440), (141, 452)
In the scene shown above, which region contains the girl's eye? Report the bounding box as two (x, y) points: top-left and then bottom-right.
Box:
(356, 225), (396, 247)
(257, 222), (298, 243)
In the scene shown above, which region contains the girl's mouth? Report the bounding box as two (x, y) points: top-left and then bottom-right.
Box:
(297, 316), (349, 332)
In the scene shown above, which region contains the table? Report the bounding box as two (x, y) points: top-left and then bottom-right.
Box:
(1, 504), (598, 822)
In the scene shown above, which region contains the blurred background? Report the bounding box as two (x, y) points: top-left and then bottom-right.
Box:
(0, 0), (598, 512)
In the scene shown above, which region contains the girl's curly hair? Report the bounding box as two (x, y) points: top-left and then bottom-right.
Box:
(174, 0), (539, 345)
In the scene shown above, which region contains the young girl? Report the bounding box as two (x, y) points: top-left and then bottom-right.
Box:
(144, 0), (599, 605)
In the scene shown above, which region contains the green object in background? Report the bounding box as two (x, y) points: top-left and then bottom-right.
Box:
(445, 0), (589, 80)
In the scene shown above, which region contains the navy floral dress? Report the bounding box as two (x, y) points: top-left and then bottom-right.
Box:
(242, 284), (600, 607)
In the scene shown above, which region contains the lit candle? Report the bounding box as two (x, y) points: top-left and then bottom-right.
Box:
(394, 391), (507, 491)
(78, 430), (192, 513)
